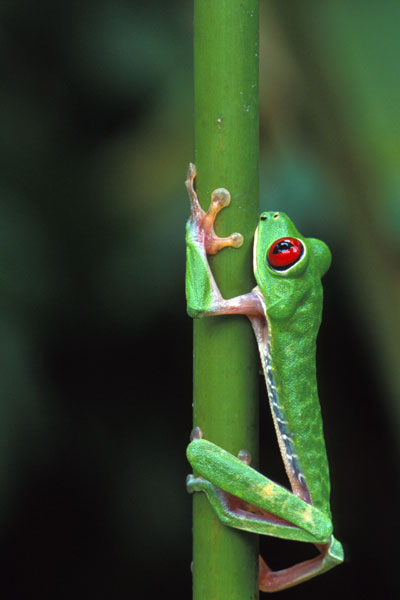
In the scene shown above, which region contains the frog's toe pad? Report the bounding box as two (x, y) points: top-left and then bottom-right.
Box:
(237, 449), (252, 465)
(190, 426), (203, 441)
(211, 188), (231, 209)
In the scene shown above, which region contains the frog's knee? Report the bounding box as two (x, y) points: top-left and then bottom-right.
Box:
(327, 537), (344, 565)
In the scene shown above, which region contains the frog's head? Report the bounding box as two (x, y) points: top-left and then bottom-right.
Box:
(254, 212), (331, 300)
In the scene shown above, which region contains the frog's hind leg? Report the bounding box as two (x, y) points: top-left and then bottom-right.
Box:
(187, 435), (344, 591)
(258, 536), (343, 592)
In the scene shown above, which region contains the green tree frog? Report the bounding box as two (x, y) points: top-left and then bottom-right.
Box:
(184, 163), (344, 592)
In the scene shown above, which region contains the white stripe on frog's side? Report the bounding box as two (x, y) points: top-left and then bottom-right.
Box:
(249, 289), (311, 505)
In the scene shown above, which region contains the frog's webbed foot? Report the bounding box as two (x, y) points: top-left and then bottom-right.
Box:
(185, 163), (243, 255)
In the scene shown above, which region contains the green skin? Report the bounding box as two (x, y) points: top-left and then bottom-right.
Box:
(185, 164), (344, 592)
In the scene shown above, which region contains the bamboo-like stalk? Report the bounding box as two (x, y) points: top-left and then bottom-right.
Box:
(192, 1), (260, 598)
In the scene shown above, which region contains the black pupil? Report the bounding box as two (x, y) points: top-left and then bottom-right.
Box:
(272, 240), (293, 254)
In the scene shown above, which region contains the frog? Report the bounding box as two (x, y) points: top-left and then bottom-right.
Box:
(184, 163), (344, 592)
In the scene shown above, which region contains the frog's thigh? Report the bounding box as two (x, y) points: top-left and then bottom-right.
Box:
(187, 439), (332, 543)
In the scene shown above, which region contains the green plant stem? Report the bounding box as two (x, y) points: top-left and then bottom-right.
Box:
(192, 1), (260, 598)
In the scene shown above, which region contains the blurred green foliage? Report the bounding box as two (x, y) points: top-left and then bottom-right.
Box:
(0, 0), (399, 597)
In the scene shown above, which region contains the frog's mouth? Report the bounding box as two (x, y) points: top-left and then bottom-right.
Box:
(248, 292), (312, 507)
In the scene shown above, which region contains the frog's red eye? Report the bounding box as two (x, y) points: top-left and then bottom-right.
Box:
(267, 237), (304, 270)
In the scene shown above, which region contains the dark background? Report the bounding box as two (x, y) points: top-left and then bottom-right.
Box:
(0, 1), (399, 597)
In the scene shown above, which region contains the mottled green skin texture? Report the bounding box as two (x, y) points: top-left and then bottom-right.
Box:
(254, 212), (332, 516)
(187, 439), (332, 543)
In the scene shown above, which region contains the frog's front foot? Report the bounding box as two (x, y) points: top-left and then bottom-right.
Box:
(185, 163), (243, 255)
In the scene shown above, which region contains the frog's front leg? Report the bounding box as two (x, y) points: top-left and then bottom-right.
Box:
(187, 432), (344, 592)
(185, 163), (263, 319)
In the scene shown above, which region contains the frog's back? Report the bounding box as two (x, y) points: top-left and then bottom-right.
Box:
(268, 284), (331, 516)
(252, 211), (333, 515)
